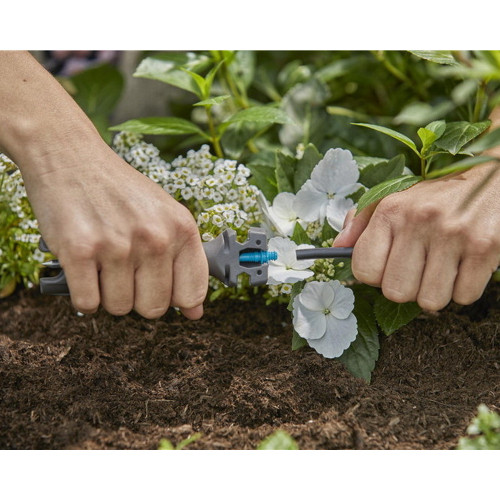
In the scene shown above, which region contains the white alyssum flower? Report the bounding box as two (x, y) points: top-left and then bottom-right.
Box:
(293, 148), (363, 227)
(267, 237), (315, 285)
(292, 280), (358, 358)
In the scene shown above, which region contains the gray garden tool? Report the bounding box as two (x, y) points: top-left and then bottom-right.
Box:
(39, 228), (353, 295)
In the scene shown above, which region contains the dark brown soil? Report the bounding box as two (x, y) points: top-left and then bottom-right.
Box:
(1, 285), (499, 450)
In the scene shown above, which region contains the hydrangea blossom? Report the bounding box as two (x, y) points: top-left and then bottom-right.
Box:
(258, 191), (301, 237)
(267, 237), (315, 285)
(293, 148), (363, 230)
(292, 280), (357, 358)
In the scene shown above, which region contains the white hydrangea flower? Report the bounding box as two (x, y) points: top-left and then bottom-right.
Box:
(293, 148), (363, 224)
(267, 237), (315, 285)
(292, 280), (357, 358)
(260, 192), (300, 237)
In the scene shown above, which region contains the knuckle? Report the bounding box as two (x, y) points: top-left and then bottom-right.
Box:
(383, 286), (414, 304)
(408, 202), (441, 225)
(61, 239), (97, 262)
(107, 239), (132, 262)
(441, 221), (467, 240)
(352, 265), (381, 287)
(466, 235), (499, 258)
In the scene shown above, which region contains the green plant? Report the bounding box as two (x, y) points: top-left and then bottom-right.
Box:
(457, 405), (500, 450)
(158, 432), (202, 450)
(257, 430), (299, 450)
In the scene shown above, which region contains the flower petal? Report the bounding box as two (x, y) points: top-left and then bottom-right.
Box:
(330, 282), (355, 319)
(310, 149), (359, 194)
(293, 180), (328, 222)
(267, 267), (313, 285)
(306, 313), (358, 358)
(299, 281), (335, 312)
(326, 197), (355, 232)
(292, 297), (326, 340)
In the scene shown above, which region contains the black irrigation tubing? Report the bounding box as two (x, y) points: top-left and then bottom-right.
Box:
(295, 247), (353, 260)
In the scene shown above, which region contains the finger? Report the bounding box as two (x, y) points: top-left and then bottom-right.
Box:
(61, 258), (100, 314)
(351, 208), (392, 287)
(381, 234), (426, 303)
(417, 246), (460, 311)
(99, 257), (135, 316)
(333, 202), (379, 248)
(171, 241), (209, 320)
(453, 252), (499, 305)
(133, 255), (172, 319)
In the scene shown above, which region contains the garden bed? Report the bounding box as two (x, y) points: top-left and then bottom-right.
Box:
(0, 285), (499, 450)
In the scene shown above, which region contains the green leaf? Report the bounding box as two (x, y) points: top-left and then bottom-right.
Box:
(287, 282), (305, 312)
(247, 163), (278, 201)
(359, 154), (406, 188)
(71, 63), (124, 116)
(291, 330), (308, 351)
(223, 106), (291, 126)
(426, 155), (497, 179)
(374, 295), (421, 336)
(356, 175), (422, 214)
(293, 143), (322, 192)
(352, 123), (420, 156)
(409, 50), (457, 65)
(193, 95), (231, 107)
(133, 57), (200, 95)
(181, 69), (206, 99)
(275, 151), (296, 193)
(394, 101), (454, 127)
(418, 120), (446, 154)
(291, 221), (311, 246)
(463, 127), (500, 154)
(109, 117), (208, 138)
(338, 296), (380, 382)
(257, 430), (299, 450)
(434, 121), (491, 155)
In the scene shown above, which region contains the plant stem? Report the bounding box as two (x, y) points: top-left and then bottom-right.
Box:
(421, 155), (427, 179)
(205, 106), (223, 158)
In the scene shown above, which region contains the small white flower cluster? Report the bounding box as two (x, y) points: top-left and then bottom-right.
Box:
(113, 132), (262, 240)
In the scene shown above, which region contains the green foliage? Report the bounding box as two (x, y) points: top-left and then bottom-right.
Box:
(257, 430), (299, 450)
(458, 405), (500, 450)
(69, 63), (124, 143)
(158, 432), (203, 450)
(338, 295), (380, 382)
(374, 295), (422, 336)
(356, 175), (422, 214)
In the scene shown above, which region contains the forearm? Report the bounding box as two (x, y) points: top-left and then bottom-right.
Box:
(0, 51), (100, 172)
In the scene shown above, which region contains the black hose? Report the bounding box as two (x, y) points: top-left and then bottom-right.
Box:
(295, 247), (353, 260)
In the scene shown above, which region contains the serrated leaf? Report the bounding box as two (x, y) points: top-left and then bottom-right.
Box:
(359, 154), (406, 188)
(434, 121), (490, 155)
(356, 175), (422, 214)
(353, 123), (420, 156)
(338, 296), (380, 382)
(109, 117), (208, 138)
(374, 295), (421, 336)
(409, 50), (457, 65)
(293, 143), (322, 192)
(257, 430), (299, 450)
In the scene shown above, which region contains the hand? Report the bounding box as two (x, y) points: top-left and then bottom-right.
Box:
(23, 142), (209, 319)
(333, 163), (500, 311)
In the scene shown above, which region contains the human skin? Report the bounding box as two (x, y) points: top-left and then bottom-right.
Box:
(0, 51), (209, 319)
(334, 108), (500, 311)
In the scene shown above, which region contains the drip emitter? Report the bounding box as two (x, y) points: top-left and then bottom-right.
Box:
(39, 228), (353, 295)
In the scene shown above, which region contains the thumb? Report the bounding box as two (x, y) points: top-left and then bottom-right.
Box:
(333, 203), (378, 247)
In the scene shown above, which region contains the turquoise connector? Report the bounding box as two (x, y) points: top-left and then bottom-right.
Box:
(239, 251), (278, 264)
